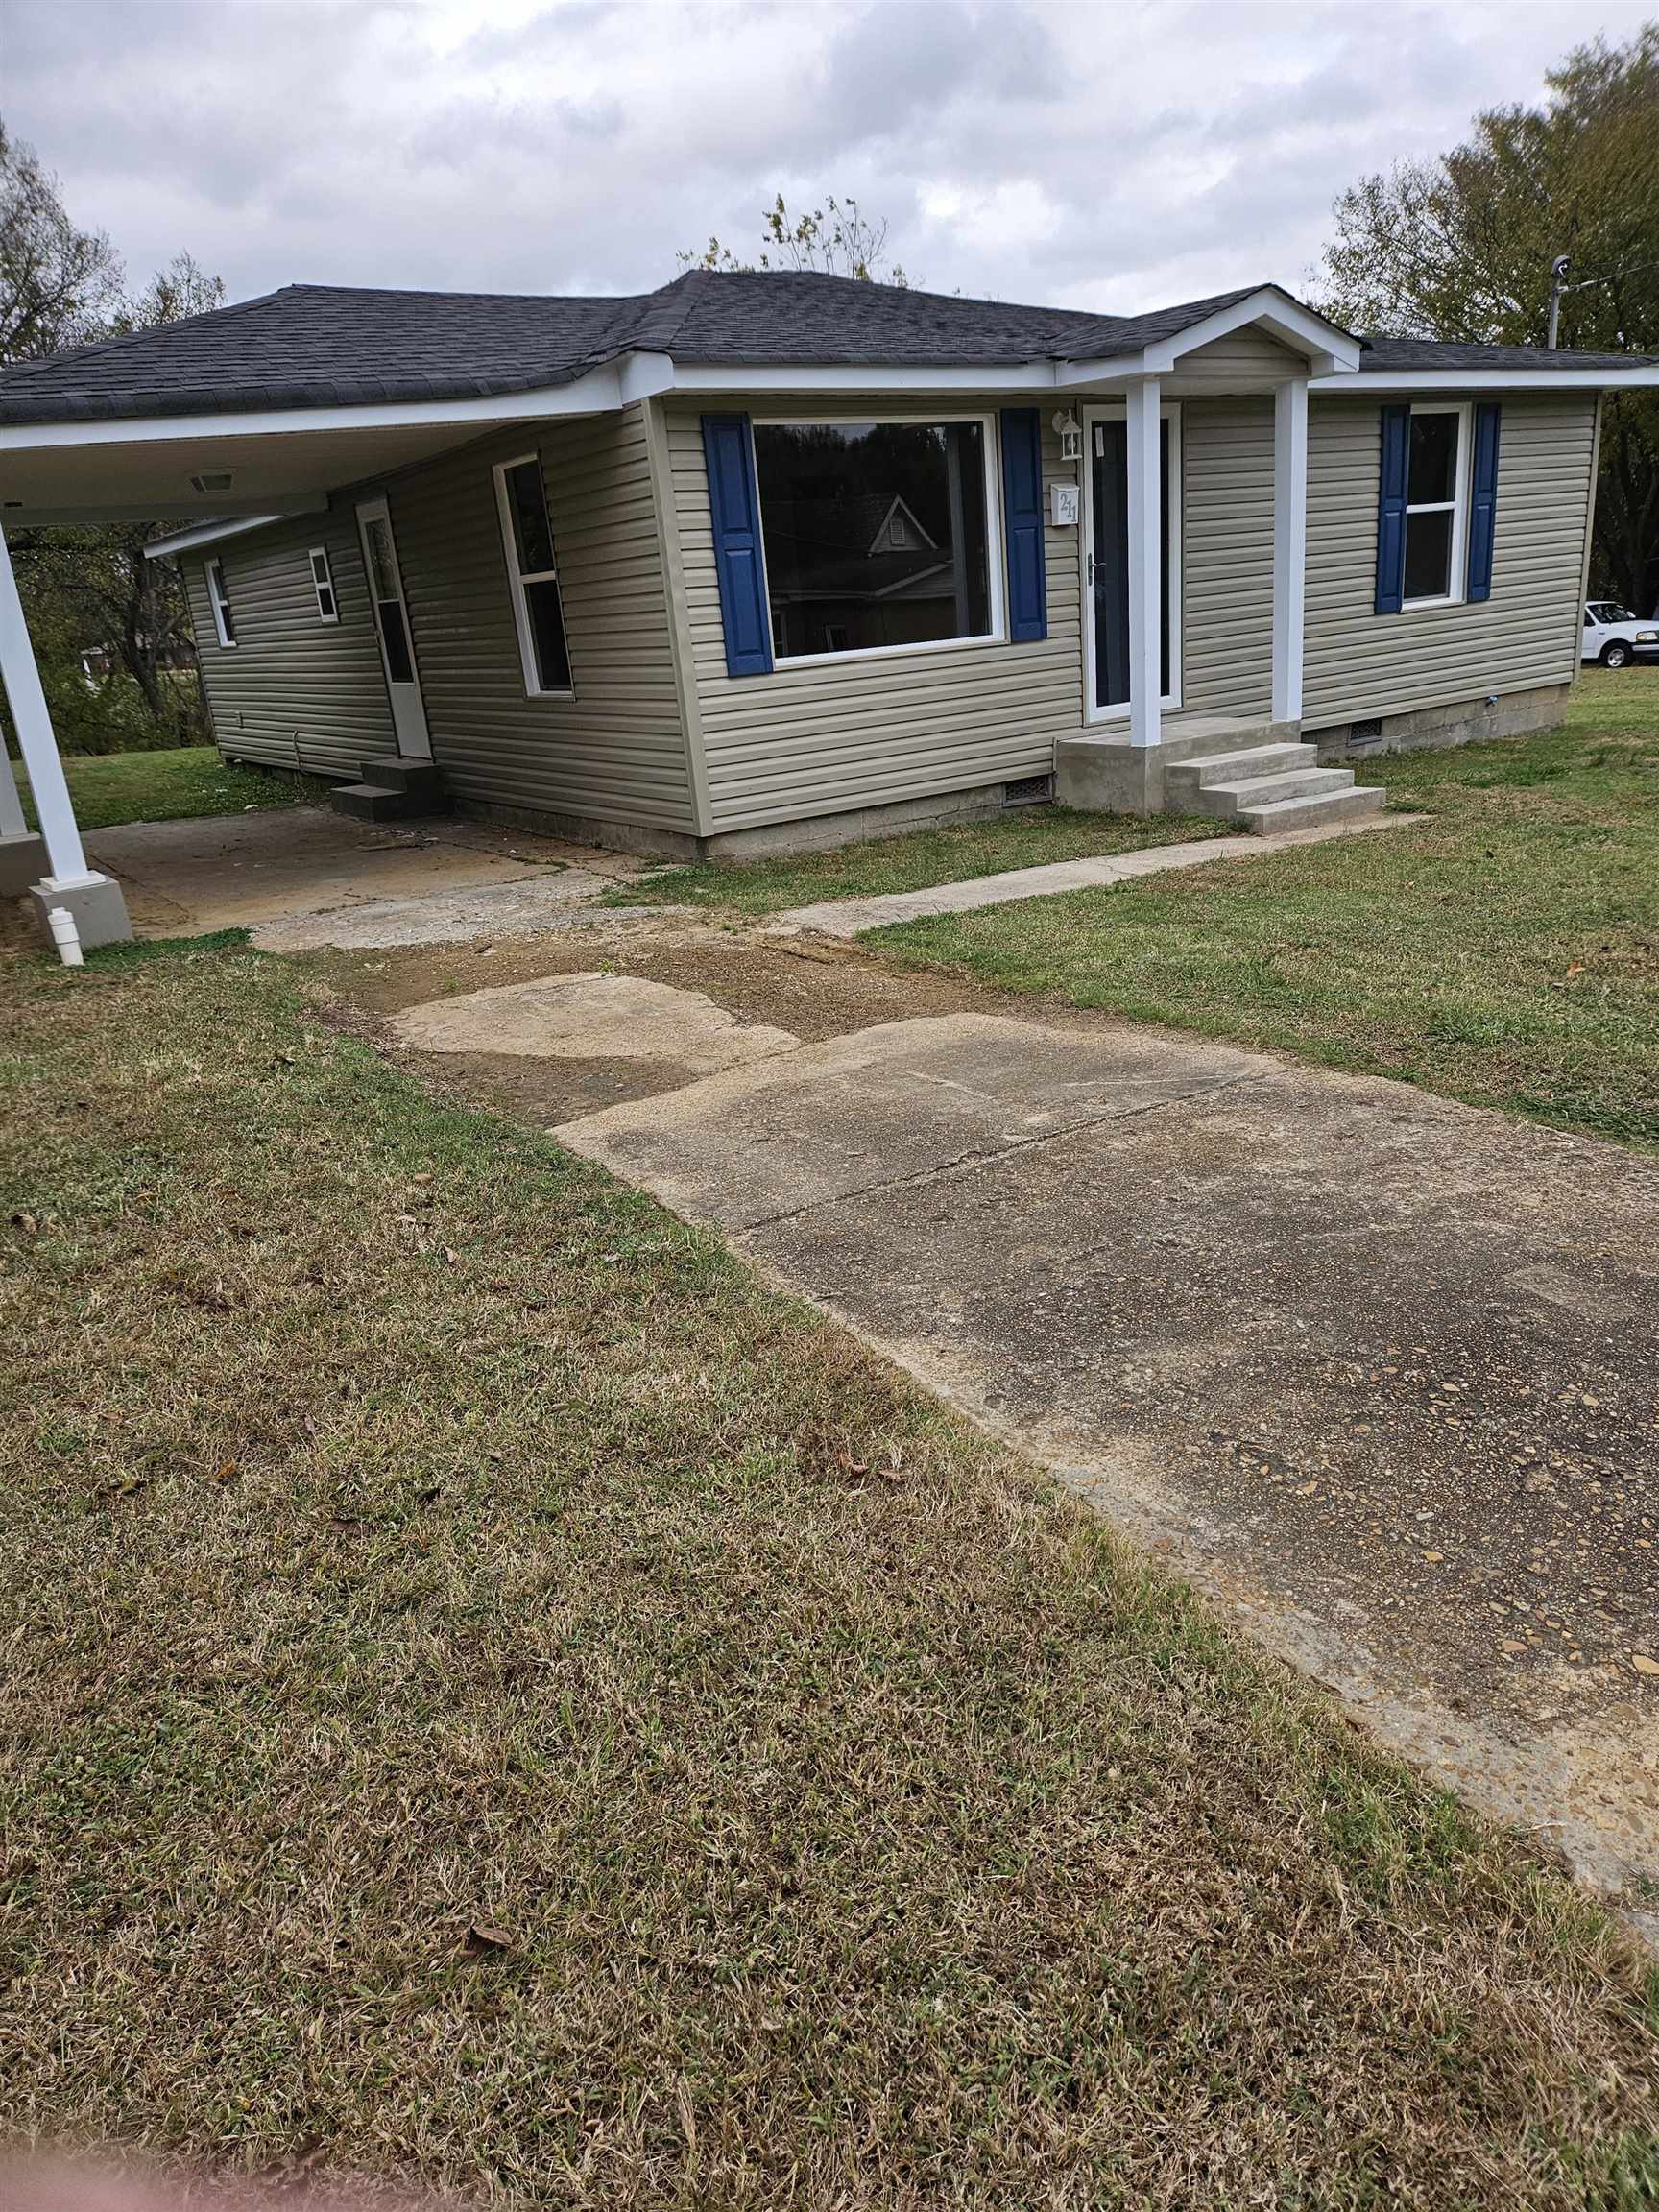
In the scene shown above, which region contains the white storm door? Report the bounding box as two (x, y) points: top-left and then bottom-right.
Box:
(355, 497), (431, 759)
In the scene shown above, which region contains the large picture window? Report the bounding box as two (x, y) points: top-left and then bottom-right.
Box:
(493, 454), (572, 696)
(752, 419), (998, 662)
(1403, 406), (1468, 607)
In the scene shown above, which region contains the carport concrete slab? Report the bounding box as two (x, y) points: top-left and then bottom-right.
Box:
(558, 1015), (1659, 1934)
(252, 876), (644, 951)
(391, 972), (798, 1073)
(84, 807), (632, 937)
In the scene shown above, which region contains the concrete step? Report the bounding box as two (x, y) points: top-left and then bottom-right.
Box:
(1165, 743), (1318, 799)
(1239, 784), (1387, 834)
(359, 756), (445, 800)
(331, 783), (412, 823)
(1158, 713), (1301, 762)
(1194, 766), (1357, 818)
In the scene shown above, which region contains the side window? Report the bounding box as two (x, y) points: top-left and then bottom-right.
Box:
(309, 546), (339, 624)
(1402, 408), (1466, 607)
(493, 454), (572, 696)
(205, 558), (237, 647)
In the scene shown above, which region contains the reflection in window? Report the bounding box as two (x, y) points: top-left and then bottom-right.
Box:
(753, 421), (993, 661)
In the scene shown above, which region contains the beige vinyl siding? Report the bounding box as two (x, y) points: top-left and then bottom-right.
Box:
(1302, 393), (1596, 728)
(1170, 327), (1302, 388)
(187, 514), (396, 775)
(667, 398), (1082, 834)
(1179, 395), (1274, 719)
(385, 408), (694, 833)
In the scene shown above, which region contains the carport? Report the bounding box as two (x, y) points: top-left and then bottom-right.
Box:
(0, 337), (646, 955)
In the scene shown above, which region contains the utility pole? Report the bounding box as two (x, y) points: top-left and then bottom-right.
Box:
(1548, 254), (1571, 349)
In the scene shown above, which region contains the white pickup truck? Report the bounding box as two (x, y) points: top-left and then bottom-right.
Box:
(1582, 600), (1659, 668)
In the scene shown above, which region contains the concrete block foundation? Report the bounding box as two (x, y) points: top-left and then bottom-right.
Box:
(455, 779), (1034, 864)
(27, 871), (132, 953)
(1308, 683), (1570, 765)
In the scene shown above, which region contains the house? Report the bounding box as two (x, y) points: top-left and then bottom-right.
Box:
(79, 634), (197, 687)
(1, 269), (1654, 949)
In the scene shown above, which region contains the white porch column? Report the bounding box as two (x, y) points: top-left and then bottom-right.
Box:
(1272, 376), (1309, 726)
(0, 524), (131, 949)
(1125, 375), (1163, 750)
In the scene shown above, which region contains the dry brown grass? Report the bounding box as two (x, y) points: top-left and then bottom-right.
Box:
(1, 935), (1655, 2208)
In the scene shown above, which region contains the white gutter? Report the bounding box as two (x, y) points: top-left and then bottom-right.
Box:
(142, 514), (286, 561)
(0, 353), (661, 455)
(1311, 364), (1659, 394)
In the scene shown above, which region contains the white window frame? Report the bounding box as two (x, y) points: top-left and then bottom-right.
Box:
(493, 452), (573, 699)
(751, 411), (1006, 669)
(1401, 401), (1471, 612)
(204, 556), (236, 648)
(1079, 399), (1183, 724)
(308, 545), (339, 625)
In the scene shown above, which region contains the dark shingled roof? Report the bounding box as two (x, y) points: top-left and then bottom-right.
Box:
(0, 272), (1266, 425)
(0, 270), (1647, 427)
(1358, 334), (1657, 372)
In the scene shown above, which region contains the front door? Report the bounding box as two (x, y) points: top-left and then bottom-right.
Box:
(355, 497), (431, 759)
(1086, 412), (1178, 719)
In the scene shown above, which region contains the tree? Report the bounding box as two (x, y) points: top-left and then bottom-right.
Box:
(682, 193), (908, 285)
(1312, 27), (1659, 613)
(0, 125), (226, 751)
(0, 120), (123, 363)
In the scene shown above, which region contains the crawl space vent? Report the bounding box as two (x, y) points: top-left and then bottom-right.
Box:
(1004, 773), (1054, 806)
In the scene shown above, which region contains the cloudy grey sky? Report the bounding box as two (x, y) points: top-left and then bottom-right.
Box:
(3, 0), (1650, 315)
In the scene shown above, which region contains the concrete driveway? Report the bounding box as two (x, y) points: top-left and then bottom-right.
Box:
(352, 936), (1656, 1936)
(260, 881), (1658, 1936)
(83, 805), (639, 943)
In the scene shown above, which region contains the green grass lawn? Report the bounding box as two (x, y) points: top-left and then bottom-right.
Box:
(605, 803), (1241, 917)
(1, 934), (1655, 2206)
(19, 745), (327, 832)
(870, 670), (1659, 1148)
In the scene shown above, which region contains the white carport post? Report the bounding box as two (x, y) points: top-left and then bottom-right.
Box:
(0, 522), (132, 952)
(1125, 376), (1163, 750)
(1272, 376), (1309, 726)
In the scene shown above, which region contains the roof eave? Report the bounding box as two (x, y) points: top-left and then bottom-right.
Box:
(1310, 362), (1659, 393)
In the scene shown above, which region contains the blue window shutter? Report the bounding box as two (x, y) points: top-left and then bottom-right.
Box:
(1375, 403), (1410, 615)
(1466, 402), (1501, 602)
(999, 408), (1047, 642)
(701, 414), (773, 677)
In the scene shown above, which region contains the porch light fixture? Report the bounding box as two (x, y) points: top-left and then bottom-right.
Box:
(190, 470), (233, 493)
(1051, 410), (1082, 463)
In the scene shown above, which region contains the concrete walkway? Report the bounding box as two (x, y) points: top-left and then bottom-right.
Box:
(484, 979), (1657, 1941)
(769, 808), (1420, 938)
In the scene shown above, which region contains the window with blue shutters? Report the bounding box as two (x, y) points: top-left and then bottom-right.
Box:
(1374, 404), (1410, 614)
(999, 408), (1047, 642)
(1466, 402), (1501, 602)
(1378, 402), (1478, 613)
(703, 412), (1009, 671)
(701, 414), (774, 678)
